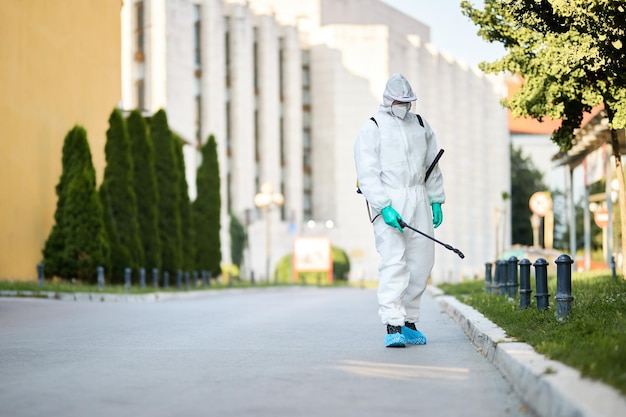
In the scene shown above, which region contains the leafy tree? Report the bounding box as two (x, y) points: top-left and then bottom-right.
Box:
(462, 0), (626, 275)
(229, 213), (246, 272)
(172, 133), (195, 271)
(510, 145), (547, 246)
(100, 109), (144, 283)
(42, 126), (109, 282)
(193, 135), (222, 276)
(127, 110), (162, 273)
(151, 109), (182, 275)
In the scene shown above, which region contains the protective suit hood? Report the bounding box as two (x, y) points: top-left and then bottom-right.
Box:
(381, 73), (417, 112)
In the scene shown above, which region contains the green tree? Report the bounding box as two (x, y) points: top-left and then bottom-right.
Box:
(462, 0), (626, 274)
(193, 135), (222, 276)
(172, 133), (195, 271)
(42, 126), (109, 282)
(510, 145), (547, 246)
(229, 212), (246, 272)
(100, 109), (144, 283)
(151, 109), (182, 276)
(127, 109), (162, 273)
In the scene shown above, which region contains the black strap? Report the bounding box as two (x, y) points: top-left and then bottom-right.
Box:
(370, 114), (424, 127)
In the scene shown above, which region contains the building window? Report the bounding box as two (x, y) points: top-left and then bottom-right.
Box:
(136, 79), (145, 111)
(193, 4), (201, 71)
(302, 50), (312, 221)
(135, 0), (145, 60)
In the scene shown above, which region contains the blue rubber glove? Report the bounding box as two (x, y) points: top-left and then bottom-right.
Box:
(432, 203), (442, 228)
(381, 206), (404, 233)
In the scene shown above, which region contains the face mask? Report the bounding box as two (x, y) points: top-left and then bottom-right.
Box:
(392, 103), (411, 119)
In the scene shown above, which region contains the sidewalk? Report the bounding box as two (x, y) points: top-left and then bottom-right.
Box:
(427, 286), (626, 417)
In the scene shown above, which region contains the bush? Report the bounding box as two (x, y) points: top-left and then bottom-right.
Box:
(100, 109), (144, 283)
(42, 126), (109, 282)
(127, 109), (161, 273)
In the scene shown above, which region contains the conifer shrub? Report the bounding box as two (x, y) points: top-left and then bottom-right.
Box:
(151, 109), (182, 275)
(172, 133), (195, 272)
(127, 110), (162, 273)
(99, 109), (144, 283)
(42, 126), (109, 282)
(193, 135), (222, 277)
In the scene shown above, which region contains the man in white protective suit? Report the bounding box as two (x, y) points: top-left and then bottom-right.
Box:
(353, 73), (445, 348)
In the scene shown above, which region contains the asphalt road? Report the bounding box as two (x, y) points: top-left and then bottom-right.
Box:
(0, 287), (535, 417)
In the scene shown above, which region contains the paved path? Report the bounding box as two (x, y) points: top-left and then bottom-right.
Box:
(0, 287), (533, 417)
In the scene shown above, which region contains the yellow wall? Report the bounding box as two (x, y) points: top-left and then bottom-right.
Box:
(0, 0), (121, 280)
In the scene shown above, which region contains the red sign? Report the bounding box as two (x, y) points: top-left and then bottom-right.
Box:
(594, 207), (609, 228)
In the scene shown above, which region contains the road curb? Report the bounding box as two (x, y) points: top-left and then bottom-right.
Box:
(429, 287), (626, 417)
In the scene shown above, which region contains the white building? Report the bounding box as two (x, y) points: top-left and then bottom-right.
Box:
(121, 0), (511, 284)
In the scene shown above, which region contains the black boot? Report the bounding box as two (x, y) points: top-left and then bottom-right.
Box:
(385, 324), (406, 347)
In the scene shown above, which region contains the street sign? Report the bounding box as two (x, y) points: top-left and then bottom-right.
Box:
(529, 191), (552, 217)
(594, 207), (609, 228)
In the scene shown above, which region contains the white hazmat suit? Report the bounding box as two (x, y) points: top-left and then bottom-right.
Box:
(354, 73), (445, 340)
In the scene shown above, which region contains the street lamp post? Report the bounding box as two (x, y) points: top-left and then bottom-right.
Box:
(254, 182), (284, 283)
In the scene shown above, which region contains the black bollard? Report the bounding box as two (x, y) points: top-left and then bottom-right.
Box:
(499, 259), (508, 296)
(207, 271), (212, 286)
(139, 267), (146, 289)
(184, 271), (190, 290)
(124, 267), (132, 291)
(533, 258), (550, 311)
(37, 263), (44, 288)
(610, 255), (616, 281)
(484, 262), (492, 293)
(555, 254), (574, 321)
(176, 270), (182, 290)
(97, 266), (105, 290)
(492, 260), (501, 295)
(164, 271), (169, 289)
(507, 256), (519, 299)
(519, 258), (532, 309)
(152, 268), (159, 289)
(193, 271), (198, 288)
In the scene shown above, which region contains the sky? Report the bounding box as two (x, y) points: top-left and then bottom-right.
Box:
(380, 0), (506, 68)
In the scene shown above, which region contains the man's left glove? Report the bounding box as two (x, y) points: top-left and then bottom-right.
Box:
(432, 203), (443, 228)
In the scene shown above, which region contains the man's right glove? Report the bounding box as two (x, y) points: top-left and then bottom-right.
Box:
(381, 206), (404, 233)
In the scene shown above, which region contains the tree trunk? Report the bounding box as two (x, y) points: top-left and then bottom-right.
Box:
(605, 103), (625, 278)
(609, 125), (626, 279)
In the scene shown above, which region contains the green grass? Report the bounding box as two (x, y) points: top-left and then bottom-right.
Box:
(438, 272), (626, 395)
(0, 277), (368, 295)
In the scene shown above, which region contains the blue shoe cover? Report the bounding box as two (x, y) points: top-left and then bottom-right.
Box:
(385, 333), (406, 347)
(402, 326), (427, 345)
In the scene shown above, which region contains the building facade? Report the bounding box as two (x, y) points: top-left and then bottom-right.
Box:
(120, 0), (512, 283)
(0, 0), (122, 280)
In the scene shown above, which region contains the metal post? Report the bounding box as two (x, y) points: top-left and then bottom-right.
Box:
(152, 268), (159, 289)
(37, 263), (44, 288)
(207, 271), (212, 286)
(555, 254), (574, 320)
(484, 262), (492, 293)
(164, 271), (169, 289)
(193, 271), (198, 288)
(139, 267), (146, 289)
(124, 267), (131, 291)
(519, 258), (532, 309)
(507, 256), (519, 299)
(492, 260), (501, 295)
(176, 270), (182, 290)
(97, 266), (105, 290)
(533, 258), (550, 311)
(184, 271), (189, 290)
(499, 259), (508, 296)
(611, 255), (616, 280)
